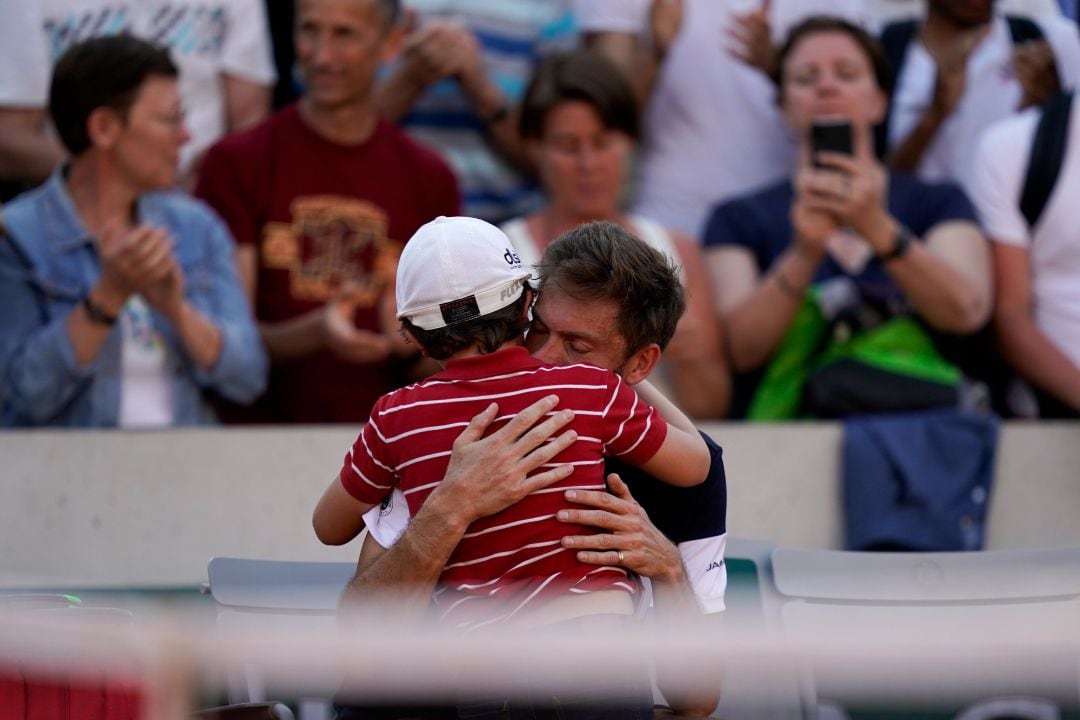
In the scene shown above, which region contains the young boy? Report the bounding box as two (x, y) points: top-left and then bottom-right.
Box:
(313, 216), (709, 628)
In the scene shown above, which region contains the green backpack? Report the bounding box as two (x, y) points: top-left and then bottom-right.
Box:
(748, 290), (962, 421)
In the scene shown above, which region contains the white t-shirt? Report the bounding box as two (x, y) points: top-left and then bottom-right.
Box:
(967, 102), (1080, 372)
(574, 0), (866, 240)
(887, 12), (1080, 189)
(0, 0), (276, 173)
(118, 296), (174, 428)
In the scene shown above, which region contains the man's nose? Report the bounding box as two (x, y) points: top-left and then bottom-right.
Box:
(529, 337), (565, 365)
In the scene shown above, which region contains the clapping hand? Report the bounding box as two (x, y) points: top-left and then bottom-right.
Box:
(322, 283), (393, 363)
(727, 0), (776, 77)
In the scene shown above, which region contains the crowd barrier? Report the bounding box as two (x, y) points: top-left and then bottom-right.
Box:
(2, 422), (1079, 588)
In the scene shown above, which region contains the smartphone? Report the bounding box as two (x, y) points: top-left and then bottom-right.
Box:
(810, 120), (853, 168)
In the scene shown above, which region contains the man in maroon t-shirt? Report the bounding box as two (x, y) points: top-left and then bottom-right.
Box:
(195, 0), (460, 423)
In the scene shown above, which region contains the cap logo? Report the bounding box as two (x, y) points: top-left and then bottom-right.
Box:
(500, 277), (524, 303)
(503, 247), (522, 269)
(439, 295), (481, 326)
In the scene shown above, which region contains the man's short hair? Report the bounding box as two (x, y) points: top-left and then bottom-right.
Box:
(538, 222), (684, 357)
(402, 287), (533, 361)
(50, 34), (178, 156)
(519, 49), (639, 142)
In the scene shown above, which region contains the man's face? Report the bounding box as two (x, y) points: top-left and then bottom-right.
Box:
(526, 284), (631, 375)
(295, 0), (392, 111)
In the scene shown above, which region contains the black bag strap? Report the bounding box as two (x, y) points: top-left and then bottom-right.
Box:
(876, 19), (919, 159)
(1020, 92), (1073, 230)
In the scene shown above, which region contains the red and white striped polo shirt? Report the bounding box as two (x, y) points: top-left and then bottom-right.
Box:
(340, 346), (667, 627)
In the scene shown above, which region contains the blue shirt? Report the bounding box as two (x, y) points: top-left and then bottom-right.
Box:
(0, 170), (267, 427)
(702, 171), (979, 417)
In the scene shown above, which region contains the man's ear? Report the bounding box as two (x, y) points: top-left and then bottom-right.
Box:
(379, 21), (406, 63)
(86, 107), (122, 150)
(520, 287), (535, 322)
(621, 344), (661, 386)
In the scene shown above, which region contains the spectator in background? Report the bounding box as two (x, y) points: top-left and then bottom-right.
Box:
(376, 0), (577, 224)
(196, 0), (459, 424)
(882, 0), (1080, 188)
(703, 17), (991, 420)
(0, 36), (266, 428)
(503, 49), (730, 419)
(577, 0), (865, 240)
(969, 93), (1080, 418)
(0, 0), (276, 199)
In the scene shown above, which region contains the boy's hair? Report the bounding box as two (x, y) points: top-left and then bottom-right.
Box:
(538, 222), (684, 357)
(50, 34), (178, 157)
(403, 286), (533, 361)
(519, 49), (639, 142)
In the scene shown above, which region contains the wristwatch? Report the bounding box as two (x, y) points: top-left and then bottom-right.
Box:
(876, 223), (914, 264)
(82, 294), (118, 326)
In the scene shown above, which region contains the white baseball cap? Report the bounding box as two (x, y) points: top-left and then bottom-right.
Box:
(396, 216), (531, 330)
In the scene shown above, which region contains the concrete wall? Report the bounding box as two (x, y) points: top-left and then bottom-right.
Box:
(2, 422), (1079, 588)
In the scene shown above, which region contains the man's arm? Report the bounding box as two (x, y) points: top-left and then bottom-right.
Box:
(339, 397), (578, 616)
(0, 108), (64, 184)
(993, 242), (1080, 411)
(222, 74), (272, 133)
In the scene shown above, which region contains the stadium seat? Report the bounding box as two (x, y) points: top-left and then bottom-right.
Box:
(204, 557), (356, 720)
(768, 545), (1080, 719)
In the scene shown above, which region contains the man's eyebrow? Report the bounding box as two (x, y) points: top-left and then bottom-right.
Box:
(532, 308), (597, 342)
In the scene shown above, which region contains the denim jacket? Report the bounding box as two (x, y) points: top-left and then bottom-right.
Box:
(0, 170), (267, 427)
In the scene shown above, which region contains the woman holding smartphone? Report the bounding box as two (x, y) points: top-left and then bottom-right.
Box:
(701, 16), (992, 419)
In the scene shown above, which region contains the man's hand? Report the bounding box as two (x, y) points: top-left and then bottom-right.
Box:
(430, 396), (579, 528)
(557, 473), (684, 584)
(399, 18), (478, 91)
(727, 0), (775, 77)
(928, 26), (988, 119)
(1013, 39), (1060, 110)
(322, 284), (393, 363)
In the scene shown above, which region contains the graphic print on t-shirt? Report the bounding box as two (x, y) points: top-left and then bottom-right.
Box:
(261, 196), (400, 306)
(42, 4), (228, 60)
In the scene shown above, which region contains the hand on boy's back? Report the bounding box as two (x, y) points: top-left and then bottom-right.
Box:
(432, 396), (579, 525)
(558, 473), (683, 582)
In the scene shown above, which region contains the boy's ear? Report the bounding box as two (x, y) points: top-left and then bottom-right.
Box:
(620, 344), (661, 386)
(401, 326), (428, 357)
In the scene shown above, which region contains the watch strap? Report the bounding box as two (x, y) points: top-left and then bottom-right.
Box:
(876, 223), (913, 264)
